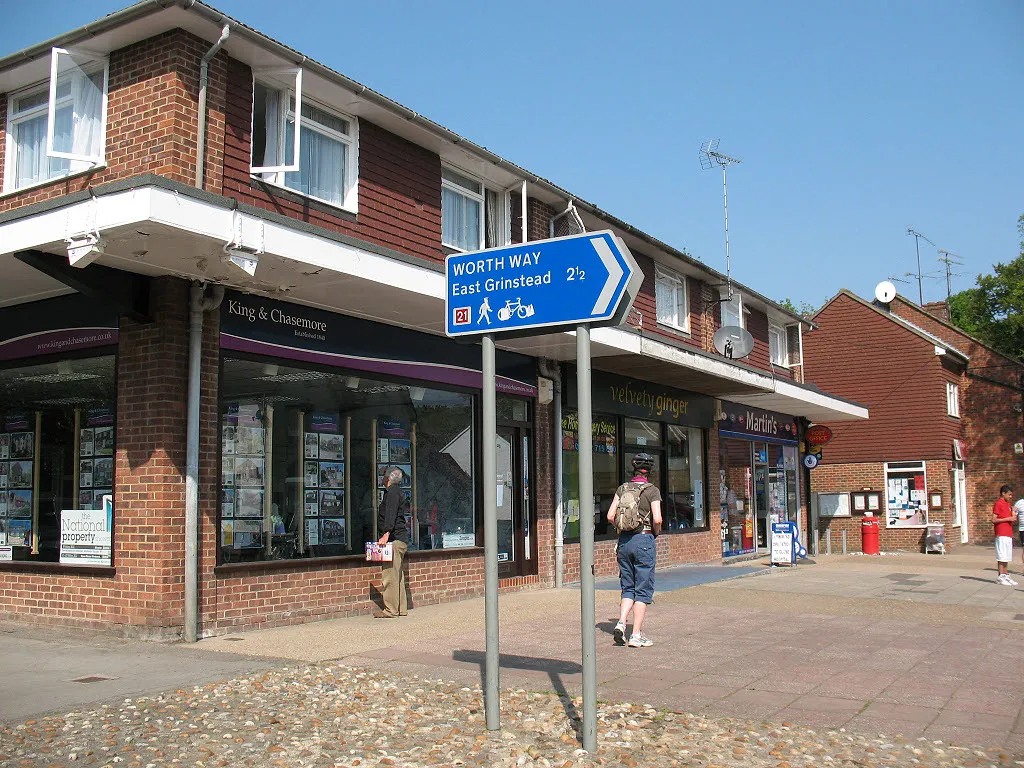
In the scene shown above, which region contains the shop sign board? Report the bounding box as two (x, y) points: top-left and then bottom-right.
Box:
(444, 231), (641, 337)
(59, 498), (112, 566)
(718, 401), (798, 442)
(0, 546), (11, 561)
(805, 425), (833, 445)
(566, 368), (716, 427)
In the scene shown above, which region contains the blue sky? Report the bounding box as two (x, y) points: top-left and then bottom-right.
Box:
(5, 1), (1021, 309)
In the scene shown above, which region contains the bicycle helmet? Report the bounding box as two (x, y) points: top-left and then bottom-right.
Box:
(631, 453), (655, 475)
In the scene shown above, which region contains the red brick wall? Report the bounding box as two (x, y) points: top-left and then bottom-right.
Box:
(811, 460), (958, 552)
(0, 30), (219, 212)
(221, 58), (443, 264)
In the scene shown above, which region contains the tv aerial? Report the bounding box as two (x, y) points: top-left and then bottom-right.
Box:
(936, 249), (966, 303)
(906, 227), (937, 304)
(700, 139), (741, 298)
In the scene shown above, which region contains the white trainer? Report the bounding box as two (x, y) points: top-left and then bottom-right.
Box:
(628, 632), (653, 648)
(1005, 575), (1019, 585)
(613, 622), (626, 645)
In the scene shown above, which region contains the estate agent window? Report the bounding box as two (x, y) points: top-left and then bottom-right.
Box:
(4, 48), (108, 193)
(561, 412), (706, 541)
(251, 70), (358, 211)
(655, 267), (689, 332)
(219, 357), (476, 564)
(0, 356), (116, 562)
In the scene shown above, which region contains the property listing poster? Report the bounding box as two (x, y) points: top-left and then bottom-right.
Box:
(221, 402), (266, 549)
(0, 413), (36, 548)
(304, 412), (346, 548)
(77, 405), (115, 511)
(376, 417), (412, 511)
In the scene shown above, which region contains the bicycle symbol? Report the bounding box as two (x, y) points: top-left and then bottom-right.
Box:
(497, 298), (536, 321)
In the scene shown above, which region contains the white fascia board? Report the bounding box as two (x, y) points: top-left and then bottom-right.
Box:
(732, 378), (869, 422)
(0, 187), (153, 255)
(145, 187), (445, 300)
(0, 186), (446, 301)
(638, 332), (773, 391)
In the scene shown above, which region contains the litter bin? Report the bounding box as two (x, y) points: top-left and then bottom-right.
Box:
(861, 516), (880, 555)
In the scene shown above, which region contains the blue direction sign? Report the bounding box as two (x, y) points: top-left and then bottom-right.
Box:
(445, 230), (641, 337)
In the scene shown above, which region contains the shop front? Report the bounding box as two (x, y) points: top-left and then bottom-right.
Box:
(717, 401), (801, 557)
(562, 368), (716, 571)
(216, 291), (539, 581)
(0, 294), (119, 565)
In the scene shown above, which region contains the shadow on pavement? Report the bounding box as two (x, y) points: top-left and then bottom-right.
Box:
(452, 649), (583, 734)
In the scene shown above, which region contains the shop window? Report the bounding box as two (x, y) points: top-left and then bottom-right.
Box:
(251, 71), (358, 211)
(665, 425), (705, 531)
(719, 437), (755, 557)
(624, 418), (662, 450)
(884, 461), (928, 528)
(655, 267), (689, 332)
(0, 356), (116, 562)
(4, 48), (108, 193)
(219, 358), (476, 563)
(441, 167), (510, 251)
(561, 412), (618, 541)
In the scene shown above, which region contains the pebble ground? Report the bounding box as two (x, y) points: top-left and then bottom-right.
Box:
(2, 662), (1019, 768)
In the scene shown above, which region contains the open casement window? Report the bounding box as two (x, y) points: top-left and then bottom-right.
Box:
(655, 267), (689, 332)
(768, 323), (788, 366)
(720, 292), (743, 329)
(251, 68), (303, 175)
(45, 48), (108, 166)
(442, 167), (485, 251)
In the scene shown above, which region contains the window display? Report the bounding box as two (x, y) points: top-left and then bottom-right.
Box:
(0, 356), (116, 562)
(218, 357), (476, 563)
(885, 461), (928, 528)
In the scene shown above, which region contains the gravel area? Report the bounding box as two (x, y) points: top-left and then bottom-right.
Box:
(1, 663), (1019, 768)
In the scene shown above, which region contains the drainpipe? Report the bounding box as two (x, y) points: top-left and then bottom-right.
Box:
(185, 282), (225, 642)
(538, 359), (564, 587)
(521, 182), (528, 243)
(196, 24), (231, 190)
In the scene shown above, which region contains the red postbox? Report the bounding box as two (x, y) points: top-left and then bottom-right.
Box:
(861, 516), (880, 555)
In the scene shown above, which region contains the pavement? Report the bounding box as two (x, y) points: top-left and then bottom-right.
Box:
(2, 545), (1024, 765)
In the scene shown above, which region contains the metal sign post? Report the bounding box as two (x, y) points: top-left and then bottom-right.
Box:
(576, 324), (597, 751)
(444, 230), (641, 741)
(481, 334), (499, 730)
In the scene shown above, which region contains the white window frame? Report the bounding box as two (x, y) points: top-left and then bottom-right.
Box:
(251, 68), (302, 175)
(768, 322), (788, 366)
(3, 48), (109, 194)
(249, 71), (359, 212)
(946, 381), (960, 418)
(720, 291), (744, 329)
(442, 165), (498, 252)
(655, 266), (689, 332)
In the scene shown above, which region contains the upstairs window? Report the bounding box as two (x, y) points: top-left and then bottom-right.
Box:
(769, 323), (788, 366)
(946, 381), (960, 418)
(251, 70), (357, 211)
(442, 167), (509, 252)
(720, 292), (743, 328)
(655, 267), (689, 331)
(4, 48), (108, 193)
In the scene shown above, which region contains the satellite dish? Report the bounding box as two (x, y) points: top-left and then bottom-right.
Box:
(713, 326), (755, 360)
(874, 280), (897, 304)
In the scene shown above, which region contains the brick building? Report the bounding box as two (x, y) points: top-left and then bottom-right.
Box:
(0, 0), (864, 638)
(803, 290), (1024, 553)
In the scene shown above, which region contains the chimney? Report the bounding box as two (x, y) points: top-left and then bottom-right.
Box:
(921, 301), (950, 322)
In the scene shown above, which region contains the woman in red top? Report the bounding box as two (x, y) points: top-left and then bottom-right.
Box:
(993, 485), (1016, 585)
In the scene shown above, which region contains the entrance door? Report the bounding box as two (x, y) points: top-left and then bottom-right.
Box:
(753, 442), (770, 548)
(953, 463), (968, 543)
(496, 427), (533, 578)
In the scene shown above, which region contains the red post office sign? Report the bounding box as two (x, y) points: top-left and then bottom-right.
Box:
(805, 425), (834, 446)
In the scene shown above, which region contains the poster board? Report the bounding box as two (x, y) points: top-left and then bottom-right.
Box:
(770, 521), (796, 565)
(59, 495), (113, 566)
(221, 402), (267, 550)
(816, 492), (851, 517)
(303, 411), (347, 549)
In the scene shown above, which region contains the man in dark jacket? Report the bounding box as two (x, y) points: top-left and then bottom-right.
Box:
(375, 466), (409, 617)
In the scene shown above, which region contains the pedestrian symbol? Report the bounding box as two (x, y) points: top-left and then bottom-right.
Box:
(478, 297), (492, 325)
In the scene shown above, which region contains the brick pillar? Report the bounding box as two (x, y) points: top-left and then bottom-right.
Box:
(115, 276), (190, 634)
